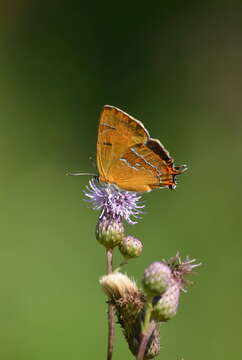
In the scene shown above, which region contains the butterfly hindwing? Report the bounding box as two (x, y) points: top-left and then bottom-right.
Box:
(108, 142), (178, 191)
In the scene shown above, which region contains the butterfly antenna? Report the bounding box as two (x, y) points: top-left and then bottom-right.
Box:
(66, 172), (97, 177)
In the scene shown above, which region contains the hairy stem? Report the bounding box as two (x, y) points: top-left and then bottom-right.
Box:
(106, 248), (114, 360)
(136, 304), (155, 360)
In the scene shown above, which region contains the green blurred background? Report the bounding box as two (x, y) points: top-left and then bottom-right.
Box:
(1, 1), (242, 359)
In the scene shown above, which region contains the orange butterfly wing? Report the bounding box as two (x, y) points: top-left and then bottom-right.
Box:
(97, 105), (149, 181)
(96, 105), (187, 192)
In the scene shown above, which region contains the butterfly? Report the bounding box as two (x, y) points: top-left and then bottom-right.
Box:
(96, 105), (187, 192)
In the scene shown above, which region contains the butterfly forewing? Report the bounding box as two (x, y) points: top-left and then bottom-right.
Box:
(97, 105), (149, 183)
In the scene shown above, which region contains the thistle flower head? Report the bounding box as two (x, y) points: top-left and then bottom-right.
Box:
(100, 272), (144, 320)
(84, 179), (144, 224)
(165, 253), (201, 290)
(147, 254), (201, 322)
(100, 272), (140, 301)
(100, 272), (160, 359)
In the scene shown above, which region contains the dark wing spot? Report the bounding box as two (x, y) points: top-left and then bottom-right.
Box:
(103, 142), (112, 146)
(147, 139), (172, 163)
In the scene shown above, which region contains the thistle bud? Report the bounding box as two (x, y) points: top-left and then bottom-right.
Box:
(152, 254), (201, 322)
(96, 216), (124, 248)
(142, 262), (171, 297)
(119, 236), (143, 259)
(100, 272), (160, 359)
(100, 272), (140, 304)
(100, 272), (144, 331)
(152, 278), (180, 321)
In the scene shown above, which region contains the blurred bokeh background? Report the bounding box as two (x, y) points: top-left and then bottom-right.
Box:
(1, 1), (242, 359)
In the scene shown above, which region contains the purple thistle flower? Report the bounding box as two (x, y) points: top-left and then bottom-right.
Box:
(84, 179), (144, 224)
(151, 254), (201, 322)
(164, 252), (201, 290)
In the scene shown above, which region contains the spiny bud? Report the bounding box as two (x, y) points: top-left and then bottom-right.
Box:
(100, 272), (160, 359)
(142, 262), (172, 297)
(119, 236), (143, 259)
(152, 254), (201, 322)
(152, 278), (180, 321)
(96, 216), (124, 248)
(100, 272), (140, 303)
(100, 272), (144, 336)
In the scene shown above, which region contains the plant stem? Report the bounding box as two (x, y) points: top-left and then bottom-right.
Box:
(136, 303), (155, 360)
(106, 248), (114, 360)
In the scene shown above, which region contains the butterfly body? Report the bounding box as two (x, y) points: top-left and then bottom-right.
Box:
(96, 105), (187, 192)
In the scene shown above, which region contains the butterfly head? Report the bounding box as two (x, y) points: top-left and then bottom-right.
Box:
(174, 164), (188, 174)
(169, 164), (188, 190)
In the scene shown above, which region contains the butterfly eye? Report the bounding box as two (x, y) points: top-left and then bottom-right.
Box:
(169, 184), (176, 190)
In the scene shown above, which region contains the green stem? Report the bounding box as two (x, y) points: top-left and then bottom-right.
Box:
(141, 302), (152, 333)
(114, 259), (128, 272)
(136, 302), (154, 360)
(106, 248), (114, 360)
